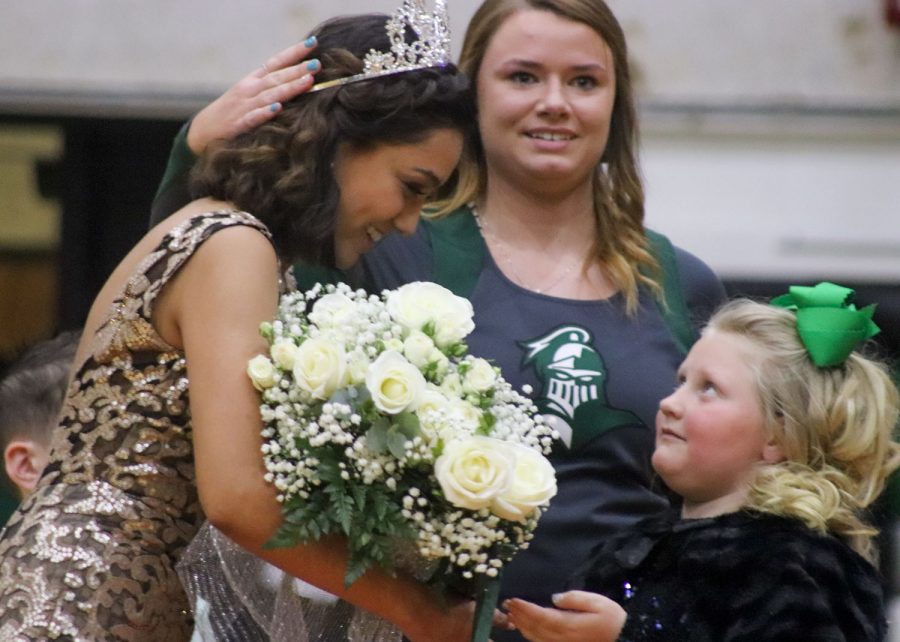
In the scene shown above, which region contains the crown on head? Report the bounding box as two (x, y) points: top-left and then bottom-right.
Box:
(309, 0), (452, 92)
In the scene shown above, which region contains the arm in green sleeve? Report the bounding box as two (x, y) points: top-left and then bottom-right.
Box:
(149, 120), (199, 228)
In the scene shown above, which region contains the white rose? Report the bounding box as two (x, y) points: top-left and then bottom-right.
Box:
(491, 444), (558, 523)
(403, 331), (435, 369)
(270, 339), (300, 371)
(462, 358), (497, 394)
(431, 298), (475, 348)
(386, 282), (474, 347)
(365, 350), (426, 415)
(440, 372), (464, 398)
(435, 437), (515, 511)
(308, 292), (357, 328)
(429, 349), (450, 378)
(448, 399), (482, 432)
(292, 337), (348, 400)
(417, 387), (451, 418)
(386, 282), (444, 330)
(415, 388), (451, 439)
(247, 355), (278, 391)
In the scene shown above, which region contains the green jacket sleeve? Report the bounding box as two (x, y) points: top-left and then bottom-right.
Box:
(149, 121), (198, 228)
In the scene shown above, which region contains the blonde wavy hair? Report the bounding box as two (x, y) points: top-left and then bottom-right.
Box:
(430, 0), (661, 313)
(707, 299), (900, 562)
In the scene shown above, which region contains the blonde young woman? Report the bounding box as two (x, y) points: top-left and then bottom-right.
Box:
(505, 285), (898, 641)
(151, 1), (726, 639)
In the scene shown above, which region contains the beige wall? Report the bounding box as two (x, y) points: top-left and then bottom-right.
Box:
(0, 126), (62, 357)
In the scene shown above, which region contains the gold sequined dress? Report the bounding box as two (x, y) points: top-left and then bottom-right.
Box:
(0, 211), (276, 641)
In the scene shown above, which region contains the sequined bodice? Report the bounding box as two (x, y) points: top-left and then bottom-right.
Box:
(0, 211), (276, 642)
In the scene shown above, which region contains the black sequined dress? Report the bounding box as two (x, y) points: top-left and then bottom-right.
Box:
(572, 510), (887, 642)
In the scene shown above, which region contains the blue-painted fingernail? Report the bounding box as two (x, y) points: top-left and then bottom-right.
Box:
(269, 103), (279, 112)
(306, 59), (320, 71)
(304, 36), (317, 47)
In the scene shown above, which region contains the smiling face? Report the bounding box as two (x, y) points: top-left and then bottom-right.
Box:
(475, 9), (616, 194)
(652, 330), (785, 517)
(332, 128), (464, 268)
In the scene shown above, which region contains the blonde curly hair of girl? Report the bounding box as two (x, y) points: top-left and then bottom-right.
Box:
(707, 299), (900, 563)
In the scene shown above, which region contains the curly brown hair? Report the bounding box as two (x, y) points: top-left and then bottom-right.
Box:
(190, 14), (475, 266)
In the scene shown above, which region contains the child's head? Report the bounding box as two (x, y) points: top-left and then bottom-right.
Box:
(656, 287), (899, 560)
(0, 331), (80, 498)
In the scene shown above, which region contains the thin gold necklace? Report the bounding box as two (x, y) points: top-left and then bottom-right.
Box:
(471, 206), (584, 295)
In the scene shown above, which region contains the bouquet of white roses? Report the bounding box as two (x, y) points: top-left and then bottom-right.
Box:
(247, 281), (558, 640)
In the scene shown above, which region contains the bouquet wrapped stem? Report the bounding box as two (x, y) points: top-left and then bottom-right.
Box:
(471, 573), (502, 642)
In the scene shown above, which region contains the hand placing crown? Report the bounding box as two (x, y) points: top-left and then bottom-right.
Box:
(310, 0), (452, 92)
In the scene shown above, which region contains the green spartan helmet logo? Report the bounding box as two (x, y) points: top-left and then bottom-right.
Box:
(521, 325), (641, 449)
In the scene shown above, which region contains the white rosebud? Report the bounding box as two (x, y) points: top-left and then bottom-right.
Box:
(490, 444), (558, 523)
(434, 437), (515, 512)
(402, 331), (435, 369)
(462, 358), (497, 394)
(292, 337), (348, 400)
(270, 338), (300, 371)
(386, 281), (474, 347)
(247, 355), (278, 391)
(308, 292), (357, 328)
(365, 350), (426, 415)
(441, 373), (464, 398)
(429, 349), (450, 378)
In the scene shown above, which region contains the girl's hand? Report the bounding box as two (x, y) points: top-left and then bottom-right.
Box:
(186, 39), (321, 154)
(503, 591), (627, 642)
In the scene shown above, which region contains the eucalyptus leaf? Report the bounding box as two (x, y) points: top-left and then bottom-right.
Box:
(387, 428), (411, 459)
(393, 412), (421, 439)
(366, 417), (391, 454)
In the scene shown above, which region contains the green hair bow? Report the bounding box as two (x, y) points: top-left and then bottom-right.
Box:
(770, 282), (880, 367)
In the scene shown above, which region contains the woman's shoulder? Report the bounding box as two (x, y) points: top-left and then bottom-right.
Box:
(670, 244), (726, 312)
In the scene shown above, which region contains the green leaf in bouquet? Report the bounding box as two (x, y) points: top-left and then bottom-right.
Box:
(476, 411), (496, 436)
(387, 429), (412, 459)
(344, 554), (374, 587)
(352, 484), (367, 510)
(317, 457), (345, 485)
(366, 416), (391, 454)
(259, 321), (274, 342)
(329, 387), (354, 406)
(263, 523), (303, 549)
(393, 412), (421, 439)
(329, 487), (355, 535)
(448, 342), (468, 358)
(475, 392), (495, 410)
(372, 492), (389, 522)
(422, 320), (436, 338)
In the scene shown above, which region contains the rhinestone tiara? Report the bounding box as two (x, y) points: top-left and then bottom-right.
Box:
(309, 0), (451, 92)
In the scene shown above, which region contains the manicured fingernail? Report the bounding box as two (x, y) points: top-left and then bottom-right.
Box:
(306, 59), (320, 71)
(304, 36), (317, 47)
(269, 103), (279, 112)
(551, 593), (563, 604)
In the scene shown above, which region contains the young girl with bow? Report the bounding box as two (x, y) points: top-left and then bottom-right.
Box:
(504, 282), (899, 642)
